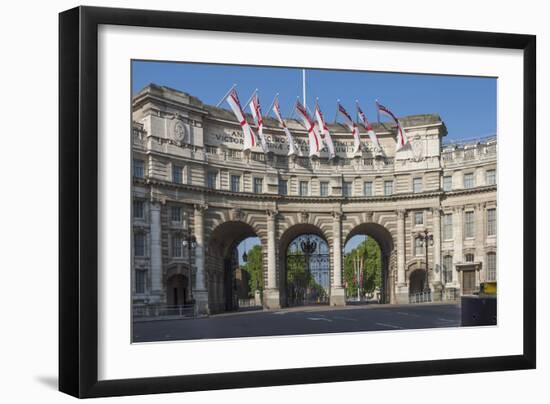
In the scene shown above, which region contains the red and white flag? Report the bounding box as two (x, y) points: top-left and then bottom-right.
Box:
(376, 101), (408, 151)
(273, 97), (298, 156)
(338, 103), (361, 154)
(357, 103), (382, 152)
(225, 88), (257, 151)
(295, 100), (322, 157)
(249, 93), (269, 153)
(315, 102), (336, 159)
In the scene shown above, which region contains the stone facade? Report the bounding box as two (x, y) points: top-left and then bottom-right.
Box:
(131, 84), (497, 314)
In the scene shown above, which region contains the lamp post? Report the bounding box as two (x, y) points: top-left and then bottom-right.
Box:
(300, 236), (317, 304)
(182, 221), (197, 302)
(416, 229), (434, 293)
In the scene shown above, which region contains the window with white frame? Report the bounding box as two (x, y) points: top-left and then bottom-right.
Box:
(253, 177), (263, 194)
(342, 181), (352, 197)
(299, 181), (309, 196)
(414, 211), (423, 225)
(487, 208), (496, 236)
(486, 169), (496, 185)
(464, 211), (475, 238)
(320, 181), (329, 197)
(230, 174), (241, 192)
(443, 213), (453, 240)
(172, 164), (184, 184)
(134, 232), (146, 257)
(363, 181), (373, 196)
(413, 177), (422, 193)
(170, 206), (182, 222)
(207, 171), (217, 189)
(133, 199), (144, 219)
(171, 233), (183, 257)
(135, 269), (147, 294)
(486, 252), (497, 281)
(443, 255), (453, 283)
(463, 172), (475, 189)
(279, 179), (288, 195)
(133, 158), (145, 178)
(384, 180), (393, 196)
(443, 175), (452, 191)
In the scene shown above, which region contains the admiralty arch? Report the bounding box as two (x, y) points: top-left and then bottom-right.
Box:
(131, 84), (497, 315)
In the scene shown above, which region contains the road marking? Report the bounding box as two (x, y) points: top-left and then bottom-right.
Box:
(436, 318), (455, 323)
(273, 311), (288, 315)
(375, 322), (402, 329)
(333, 316), (358, 322)
(307, 317), (332, 322)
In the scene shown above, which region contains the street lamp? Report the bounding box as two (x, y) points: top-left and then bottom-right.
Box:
(415, 229), (434, 293)
(182, 219), (197, 302)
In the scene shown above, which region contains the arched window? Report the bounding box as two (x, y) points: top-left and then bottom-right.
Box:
(486, 252), (497, 281)
(443, 255), (453, 284)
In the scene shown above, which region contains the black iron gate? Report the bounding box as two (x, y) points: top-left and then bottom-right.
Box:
(285, 235), (330, 306)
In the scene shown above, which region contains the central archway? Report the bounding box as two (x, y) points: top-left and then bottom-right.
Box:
(344, 223), (394, 304)
(279, 223), (330, 307)
(206, 221), (262, 314)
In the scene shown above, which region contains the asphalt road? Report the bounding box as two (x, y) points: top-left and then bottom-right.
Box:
(133, 303), (464, 343)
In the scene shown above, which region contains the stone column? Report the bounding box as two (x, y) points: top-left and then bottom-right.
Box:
(330, 211), (346, 306)
(475, 203), (486, 285)
(264, 210), (281, 309)
(431, 208), (443, 300)
(395, 209), (409, 303)
(193, 204), (208, 314)
(149, 202), (163, 303)
(452, 207), (463, 288)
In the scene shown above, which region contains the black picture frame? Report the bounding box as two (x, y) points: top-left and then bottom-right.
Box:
(59, 5), (536, 398)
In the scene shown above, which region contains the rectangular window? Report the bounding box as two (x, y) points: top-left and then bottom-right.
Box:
(414, 237), (424, 256)
(443, 255), (453, 283)
(342, 181), (352, 197)
(230, 175), (241, 192)
(486, 253), (497, 281)
(414, 211), (423, 225)
(278, 179), (287, 195)
(384, 180), (393, 196)
(463, 173), (474, 189)
(464, 211), (475, 238)
(207, 171), (217, 189)
(171, 206), (182, 222)
(465, 253), (475, 262)
(171, 234), (183, 257)
(253, 177), (263, 194)
(413, 177), (422, 193)
(134, 233), (145, 257)
(363, 181), (373, 196)
(443, 175), (452, 191)
(133, 159), (144, 178)
(486, 169), (496, 185)
(299, 181), (309, 196)
(172, 164), (183, 184)
(133, 199), (144, 219)
(135, 270), (146, 294)
(487, 208), (496, 236)
(443, 214), (453, 240)
(320, 181), (329, 197)
(279, 179), (288, 195)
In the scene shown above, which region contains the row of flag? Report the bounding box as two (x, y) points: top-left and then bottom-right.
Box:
(223, 87), (409, 158)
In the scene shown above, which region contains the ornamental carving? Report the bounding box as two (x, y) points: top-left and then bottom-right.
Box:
(170, 119), (188, 144)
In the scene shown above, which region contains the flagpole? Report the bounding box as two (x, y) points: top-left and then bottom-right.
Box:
(302, 69), (306, 112)
(244, 88), (259, 108)
(334, 99), (340, 123)
(215, 84), (237, 107)
(266, 93), (279, 119)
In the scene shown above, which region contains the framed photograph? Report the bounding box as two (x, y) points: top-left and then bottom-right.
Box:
(59, 6), (536, 398)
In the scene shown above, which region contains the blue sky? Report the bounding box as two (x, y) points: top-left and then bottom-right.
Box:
(132, 60), (496, 142)
(132, 60), (496, 259)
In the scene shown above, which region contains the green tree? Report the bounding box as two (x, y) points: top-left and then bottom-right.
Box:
(344, 237), (382, 298)
(242, 245), (263, 296)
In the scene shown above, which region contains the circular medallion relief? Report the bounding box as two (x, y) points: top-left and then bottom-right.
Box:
(172, 120), (187, 143)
